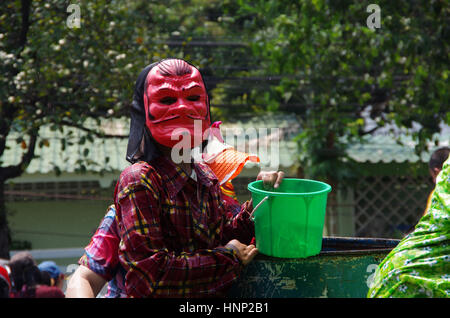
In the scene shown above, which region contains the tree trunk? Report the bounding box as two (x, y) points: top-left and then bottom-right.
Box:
(0, 180), (11, 259)
(0, 0), (33, 260)
(0, 123), (38, 258)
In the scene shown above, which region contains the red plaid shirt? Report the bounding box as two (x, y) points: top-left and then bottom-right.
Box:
(114, 156), (254, 298)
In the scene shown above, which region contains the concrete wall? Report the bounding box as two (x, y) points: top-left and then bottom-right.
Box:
(7, 200), (110, 250)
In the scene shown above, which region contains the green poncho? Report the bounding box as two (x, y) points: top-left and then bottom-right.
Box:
(368, 156), (450, 298)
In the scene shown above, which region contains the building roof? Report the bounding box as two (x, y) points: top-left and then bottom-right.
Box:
(1, 120), (129, 175)
(347, 135), (426, 163)
(1, 114), (301, 175)
(1, 114), (449, 175)
(347, 111), (450, 163)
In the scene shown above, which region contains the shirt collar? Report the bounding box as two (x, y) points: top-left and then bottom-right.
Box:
(150, 156), (188, 198)
(150, 156), (218, 198)
(193, 161), (218, 188)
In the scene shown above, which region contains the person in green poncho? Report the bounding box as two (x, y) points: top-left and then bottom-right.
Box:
(368, 154), (450, 298)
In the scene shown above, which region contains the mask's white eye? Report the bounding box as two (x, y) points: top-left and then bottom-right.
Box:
(160, 97), (177, 105)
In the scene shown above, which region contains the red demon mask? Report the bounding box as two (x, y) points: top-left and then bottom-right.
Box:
(143, 59), (211, 149)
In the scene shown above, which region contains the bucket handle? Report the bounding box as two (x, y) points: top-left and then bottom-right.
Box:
(249, 196), (269, 220)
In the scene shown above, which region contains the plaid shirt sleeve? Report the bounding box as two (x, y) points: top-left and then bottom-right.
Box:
(222, 200), (256, 246)
(114, 163), (243, 298)
(79, 205), (120, 281)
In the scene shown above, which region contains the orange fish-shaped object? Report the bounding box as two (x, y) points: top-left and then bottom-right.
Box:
(202, 121), (260, 185)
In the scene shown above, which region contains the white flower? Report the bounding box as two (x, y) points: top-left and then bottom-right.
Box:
(8, 96), (15, 103)
(115, 53), (126, 60)
(58, 39), (66, 46)
(83, 60), (89, 68)
(16, 71), (25, 80)
(399, 285), (407, 293)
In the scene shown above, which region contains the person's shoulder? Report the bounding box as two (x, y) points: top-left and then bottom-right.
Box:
(117, 161), (162, 190)
(119, 161), (153, 182)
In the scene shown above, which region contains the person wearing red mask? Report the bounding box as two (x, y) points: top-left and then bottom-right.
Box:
(66, 60), (284, 298)
(112, 59), (260, 298)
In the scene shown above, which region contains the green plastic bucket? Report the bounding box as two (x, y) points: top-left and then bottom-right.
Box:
(248, 178), (332, 258)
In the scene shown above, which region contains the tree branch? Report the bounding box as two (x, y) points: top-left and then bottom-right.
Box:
(359, 126), (380, 136)
(19, 0), (32, 49)
(0, 128), (38, 181)
(0, 103), (18, 158)
(60, 120), (128, 139)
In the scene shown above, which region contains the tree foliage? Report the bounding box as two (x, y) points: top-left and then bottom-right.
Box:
(0, 0), (237, 256)
(0, 0), (448, 255)
(217, 0), (449, 180)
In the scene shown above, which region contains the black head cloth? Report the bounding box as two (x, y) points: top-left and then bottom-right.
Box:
(125, 59), (212, 164)
(126, 62), (159, 164)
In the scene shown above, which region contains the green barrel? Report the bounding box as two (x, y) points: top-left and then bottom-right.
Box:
(228, 237), (400, 298)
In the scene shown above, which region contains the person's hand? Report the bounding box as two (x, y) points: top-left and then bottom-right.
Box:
(257, 170), (285, 189)
(225, 239), (258, 265)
